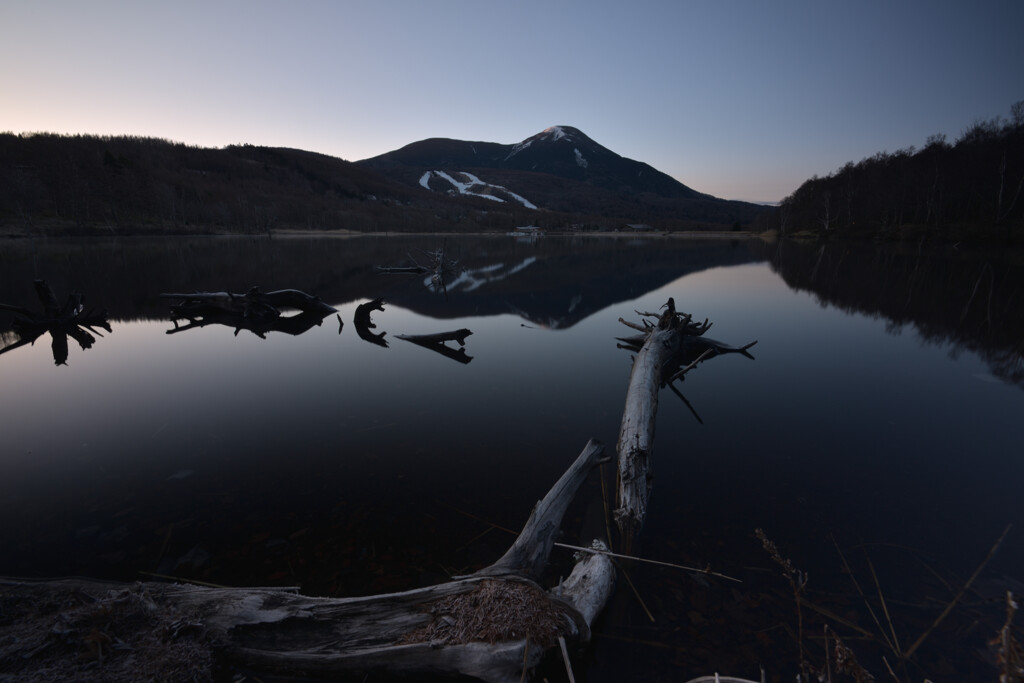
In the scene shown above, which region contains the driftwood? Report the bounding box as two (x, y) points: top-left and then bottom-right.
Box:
(0, 441), (613, 683)
(396, 328), (473, 364)
(1, 297), (758, 681)
(161, 287), (336, 339)
(615, 298), (756, 549)
(376, 245), (461, 292)
(0, 280), (111, 365)
(353, 297), (388, 347)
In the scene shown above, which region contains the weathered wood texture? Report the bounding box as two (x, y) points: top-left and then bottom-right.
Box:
(615, 313), (683, 548)
(0, 441), (613, 683)
(472, 440), (604, 580)
(614, 302), (756, 548)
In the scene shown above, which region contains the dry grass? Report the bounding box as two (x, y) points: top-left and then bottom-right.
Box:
(400, 579), (574, 649)
(0, 581), (213, 682)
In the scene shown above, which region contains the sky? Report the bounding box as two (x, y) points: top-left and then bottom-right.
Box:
(2, 1), (1023, 203)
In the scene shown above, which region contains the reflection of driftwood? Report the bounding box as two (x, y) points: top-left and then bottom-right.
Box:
(378, 244), (461, 297)
(615, 299), (756, 549)
(161, 287), (335, 339)
(167, 309), (333, 339)
(353, 297), (388, 347)
(376, 264), (428, 274)
(161, 287), (335, 320)
(0, 280), (110, 365)
(0, 441), (612, 683)
(396, 328), (473, 364)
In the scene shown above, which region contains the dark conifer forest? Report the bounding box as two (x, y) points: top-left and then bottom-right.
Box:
(762, 101), (1024, 241)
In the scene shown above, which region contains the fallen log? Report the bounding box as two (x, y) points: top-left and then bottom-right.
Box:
(615, 305), (685, 550)
(0, 441), (613, 683)
(614, 301), (756, 549)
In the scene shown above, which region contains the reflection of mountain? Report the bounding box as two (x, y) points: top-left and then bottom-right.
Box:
(0, 236), (766, 333)
(382, 239), (763, 328)
(770, 240), (1024, 388)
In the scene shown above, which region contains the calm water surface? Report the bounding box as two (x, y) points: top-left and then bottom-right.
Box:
(1, 234), (1022, 681)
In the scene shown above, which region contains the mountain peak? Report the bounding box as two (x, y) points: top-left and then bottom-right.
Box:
(534, 125), (589, 144)
(541, 125), (571, 141)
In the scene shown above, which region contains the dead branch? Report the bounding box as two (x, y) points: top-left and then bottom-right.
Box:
(0, 441), (612, 683)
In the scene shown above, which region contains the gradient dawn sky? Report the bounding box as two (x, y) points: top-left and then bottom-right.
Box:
(2, 1), (1022, 203)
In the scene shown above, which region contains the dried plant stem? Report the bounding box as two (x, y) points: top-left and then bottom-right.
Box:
(756, 529), (808, 678)
(618, 563), (656, 623)
(882, 655), (901, 682)
(831, 533), (897, 654)
(555, 542), (741, 582)
(864, 550), (902, 656)
(558, 635), (576, 683)
(995, 590), (1023, 682)
(520, 636), (529, 683)
(454, 525), (496, 553)
(446, 502), (736, 582)
(599, 461), (614, 547)
(442, 502), (518, 535)
(137, 571), (231, 589)
(802, 600), (874, 638)
(823, 624), (832, 683)
(903, 523), (1012, 660)
(667, 347), (716, 383)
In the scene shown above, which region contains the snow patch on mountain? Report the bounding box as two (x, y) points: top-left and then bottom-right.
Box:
(543, 126), (568, 141)
(574, 148), (588, 168)
(504, 139), (532, 161)
(419, 170), (536, 209)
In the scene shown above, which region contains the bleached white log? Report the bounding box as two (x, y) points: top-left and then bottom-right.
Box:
(615, 316), (681, 548)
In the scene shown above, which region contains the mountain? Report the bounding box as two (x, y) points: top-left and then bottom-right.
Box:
(358, 126), (764, 227)
(0, 130), (765, 237)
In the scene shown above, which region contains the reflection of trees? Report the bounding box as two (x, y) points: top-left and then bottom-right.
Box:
(770, 241), (1024, 387)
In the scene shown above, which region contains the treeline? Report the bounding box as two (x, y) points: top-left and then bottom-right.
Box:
(0, 133), (545, 235)
(762, 101), (1024, 240)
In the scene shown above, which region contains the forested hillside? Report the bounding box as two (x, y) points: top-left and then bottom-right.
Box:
(765, 102), (1024, 240)
(0, 133), (758, 236)
(0, 134), (543, 235)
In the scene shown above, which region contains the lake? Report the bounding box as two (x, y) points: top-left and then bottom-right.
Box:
(2, 233), (1022, 681)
